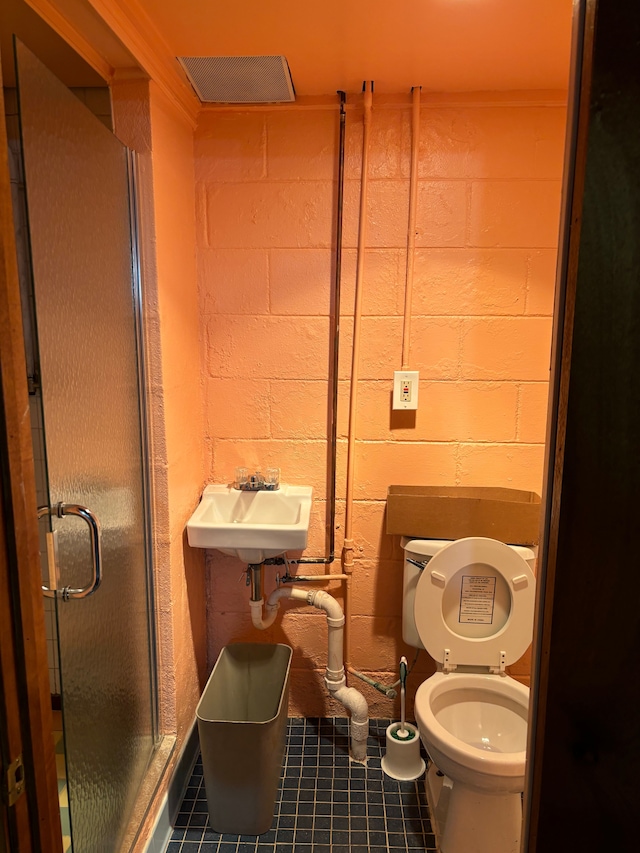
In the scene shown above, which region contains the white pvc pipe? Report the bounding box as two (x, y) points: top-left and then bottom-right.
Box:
(307, 589), (369, 762)
(249, 586), (369, 760)
(249, 586), (309, 630)
(332, 685), (369, 762)
(309, 589), (345, 683)
(308, 588), (344, 621)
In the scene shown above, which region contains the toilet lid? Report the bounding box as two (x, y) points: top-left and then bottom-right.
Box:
(414, 537), (536, 673)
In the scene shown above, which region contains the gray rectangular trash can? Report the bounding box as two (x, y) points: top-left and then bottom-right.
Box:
(196, 643), (292, 835)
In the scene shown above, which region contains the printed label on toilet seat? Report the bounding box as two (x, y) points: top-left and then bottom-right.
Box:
(459, 576), (496, 624)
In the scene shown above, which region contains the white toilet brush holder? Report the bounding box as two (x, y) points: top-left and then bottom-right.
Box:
(381, 722), (426, 781)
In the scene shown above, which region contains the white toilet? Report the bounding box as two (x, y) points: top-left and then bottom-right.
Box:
(401, 536), (536, 853)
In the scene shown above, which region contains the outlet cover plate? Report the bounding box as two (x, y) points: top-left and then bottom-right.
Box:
(393, 370), (419, 410)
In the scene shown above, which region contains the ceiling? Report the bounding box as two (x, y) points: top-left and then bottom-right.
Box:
(0, 1), (574, 101)
(0, 0), (132, 87)
(137, 0), (574, 95)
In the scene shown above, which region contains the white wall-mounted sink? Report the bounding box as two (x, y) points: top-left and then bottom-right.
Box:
(186, 484), (313, 564)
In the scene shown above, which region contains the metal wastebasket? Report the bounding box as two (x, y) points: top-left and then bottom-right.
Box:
(196, 643), (292, 835)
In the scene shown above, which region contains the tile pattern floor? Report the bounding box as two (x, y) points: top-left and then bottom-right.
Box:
(167, 718), (435, 853)
(52, 710), (72, 853)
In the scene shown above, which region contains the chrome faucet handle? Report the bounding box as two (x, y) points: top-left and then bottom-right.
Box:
(234, 467), (264, 490)
(233, 467), (280, 490)
(249, 470), (264, 489)
(264, 467), (280, 490)
(234, 466), (249, 489)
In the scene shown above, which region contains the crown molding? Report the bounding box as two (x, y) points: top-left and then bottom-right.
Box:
(199, 89), (569, 114)
(24, 0), (114, 81)
(26, 0), (199, 128)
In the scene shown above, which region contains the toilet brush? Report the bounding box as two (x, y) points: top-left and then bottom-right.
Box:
(398, 656), (409, 737)
(381, 657), (426, 781)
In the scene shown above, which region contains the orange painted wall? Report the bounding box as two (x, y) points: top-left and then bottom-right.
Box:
(194, 94), (565, 717)
(112, 77), (207, 744)
(149, 82), (207, 739)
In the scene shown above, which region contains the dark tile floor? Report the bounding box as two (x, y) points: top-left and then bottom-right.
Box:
(166, 718), (435, 853)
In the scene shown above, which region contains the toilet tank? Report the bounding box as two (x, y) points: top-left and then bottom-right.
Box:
(401, 536), (536, 649)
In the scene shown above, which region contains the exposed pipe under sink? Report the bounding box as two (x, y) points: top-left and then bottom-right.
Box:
(248, 583), (369, 762)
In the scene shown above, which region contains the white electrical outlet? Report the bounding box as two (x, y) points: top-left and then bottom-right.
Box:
(393, 370), (419, 410)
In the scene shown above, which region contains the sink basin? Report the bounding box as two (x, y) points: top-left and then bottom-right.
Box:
(186, 484), (313, 563)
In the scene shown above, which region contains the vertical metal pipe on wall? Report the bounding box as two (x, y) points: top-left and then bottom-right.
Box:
(293, 90), (347, 567)
(402, 86), (421, 370)
(342, 81), (373, 668)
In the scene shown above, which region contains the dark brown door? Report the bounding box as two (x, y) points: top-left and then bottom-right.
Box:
(526, 1), (640, 849)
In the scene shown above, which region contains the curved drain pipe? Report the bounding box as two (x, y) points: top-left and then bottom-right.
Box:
(250, 587), (369, 762)
(249, 586), (307, 630)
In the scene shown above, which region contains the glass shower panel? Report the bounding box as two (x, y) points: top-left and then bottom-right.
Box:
(15, 42), (155, 853)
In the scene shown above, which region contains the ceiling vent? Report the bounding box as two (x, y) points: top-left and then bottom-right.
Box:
(177, 55), (295, 104)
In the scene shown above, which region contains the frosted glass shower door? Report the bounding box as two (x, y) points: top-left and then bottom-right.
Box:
(15, 42), (156, 853)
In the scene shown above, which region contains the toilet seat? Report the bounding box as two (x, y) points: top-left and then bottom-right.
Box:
(414, 537), (535, 673)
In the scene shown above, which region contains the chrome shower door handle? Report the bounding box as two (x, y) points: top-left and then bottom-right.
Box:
(38, 502), (103, 600)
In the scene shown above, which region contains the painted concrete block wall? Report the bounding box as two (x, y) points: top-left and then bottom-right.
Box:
(112, 78), (207, 745)
(149, 84), (208, 739)
(194, 94), (565, 717)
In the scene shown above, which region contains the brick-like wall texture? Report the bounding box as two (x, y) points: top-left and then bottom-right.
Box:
(194, 94), (566, 717)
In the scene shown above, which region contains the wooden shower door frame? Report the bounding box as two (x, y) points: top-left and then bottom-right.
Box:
(0, 68), (62, 853)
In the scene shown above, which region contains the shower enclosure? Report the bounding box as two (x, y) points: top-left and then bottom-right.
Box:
(13, 42), (158, 853)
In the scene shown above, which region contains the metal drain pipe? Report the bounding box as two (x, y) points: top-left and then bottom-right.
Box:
(342, 81), (373, 673)
(401, 86), (421, 370)
(292, 90), (346, 567)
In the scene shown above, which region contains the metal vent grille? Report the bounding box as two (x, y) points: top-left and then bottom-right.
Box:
(177, 55), (295, 104)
